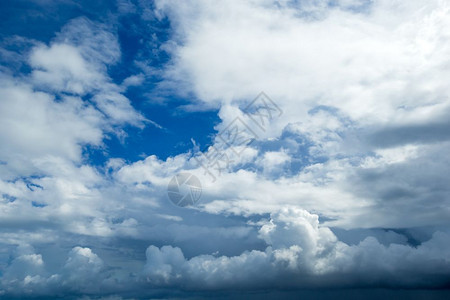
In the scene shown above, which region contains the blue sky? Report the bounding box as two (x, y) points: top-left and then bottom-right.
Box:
(1, 0), (450, 299)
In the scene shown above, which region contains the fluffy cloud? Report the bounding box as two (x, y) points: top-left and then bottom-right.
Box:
(0, 80), (105, 176)
(2, 208), (447, 296)
(1, 0), (450, 298)
(158, 0), (450, 118)
(0, 246), (111, 297)
(143, 208), (450, 289)
(144, 0), (450, 230)
(0, 17), (145, 179)
(30, 17), (145, 127)
(0, 15), (149, 297)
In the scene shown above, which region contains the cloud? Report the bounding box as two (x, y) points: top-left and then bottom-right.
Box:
(4, 208), (447, 296)
(143, 0), (450, 231)
(29, 17), (120, 93)
(0, 245), (111, 297)
(61, 246), (107, 293)
(1, 0), (450, 298)
(30, 17), (145, 126)
(143, 208), (450, 289)
(0, 16), (146, 180)
(153, 0), (450, 151)
(0, 77), (104, 178)
(30, 43), (103, 94)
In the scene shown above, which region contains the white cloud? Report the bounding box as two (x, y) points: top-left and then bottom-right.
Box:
(122, 74), (145, 88)
(0, 78), (104, 178)
(63, 247), (104, 280)
(257, 150), (291, 176)
(145, 0), (450, 230)
(0, 17), (145, 178)
(143, 207), (450, 289)
(30, 43), (103, 94)
(155, 0), (450, 132)
(1, 0), (450, 297)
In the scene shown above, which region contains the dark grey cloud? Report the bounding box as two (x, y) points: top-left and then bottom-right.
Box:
(367, 121), (450, 149)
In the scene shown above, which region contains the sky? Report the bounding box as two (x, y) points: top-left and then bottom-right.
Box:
(1, 0), (450, 299)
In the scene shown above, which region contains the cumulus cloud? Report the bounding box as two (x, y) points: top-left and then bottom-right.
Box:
(142, 0), (450, 231)
(0, 14), (149, 297)
(0, 15), (152, 240)
(143, 208), (450, 289)
(1, 208), (449, 296)
(1, 0), (450, 298)
(0, 246), (113, 297)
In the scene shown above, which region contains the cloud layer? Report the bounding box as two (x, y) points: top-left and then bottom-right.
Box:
(1, 0), (450, 298)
